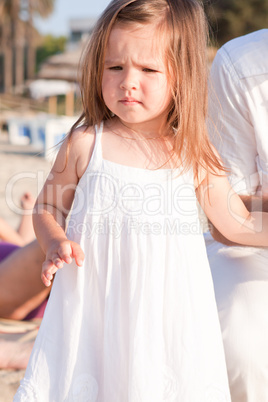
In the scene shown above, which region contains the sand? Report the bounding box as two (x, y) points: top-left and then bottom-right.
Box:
(0, 370), (26, 402)
(0, 132), (52, 229)
(0, 132), (51, 401)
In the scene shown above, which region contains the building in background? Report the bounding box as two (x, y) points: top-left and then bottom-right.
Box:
(68, 17), (96, 50)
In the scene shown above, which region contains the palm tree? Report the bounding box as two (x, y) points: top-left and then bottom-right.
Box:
(23, 0), (56, 79)
(0, 0), (55, 93)
(0, 0), (20, 92)
(27, 0), (55, 16)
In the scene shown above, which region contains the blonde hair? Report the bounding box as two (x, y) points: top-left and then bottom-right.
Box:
(71, 0), (223, 175)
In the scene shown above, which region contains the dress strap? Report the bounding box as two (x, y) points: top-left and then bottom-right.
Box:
(88, 122), (104, 171)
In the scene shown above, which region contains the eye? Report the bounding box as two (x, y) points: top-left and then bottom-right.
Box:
(143, 68), (157, 73)
(109, 66), (123, 70)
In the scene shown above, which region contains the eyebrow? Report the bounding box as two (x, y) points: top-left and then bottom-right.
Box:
(104, 59), (119, 65)
(104, 59), (161, 69)
(104, 58), (131, 65)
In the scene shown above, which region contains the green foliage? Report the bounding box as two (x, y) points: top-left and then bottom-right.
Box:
(36, 35), (67, 71)
(203, 0), (268, 46)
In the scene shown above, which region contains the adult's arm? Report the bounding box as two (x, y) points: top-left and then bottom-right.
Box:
(207, 48), (260, 196)
(0, 217), (25, 246)
(207, 40), (268, 244)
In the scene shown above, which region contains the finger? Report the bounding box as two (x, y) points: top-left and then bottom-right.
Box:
(71, 243), (85, 267)
(57, 243), (73, 264)
(41, 260), (57, 287)
(50, 253), (64, 269)
(42, 260), (58, 278)
(41, 274), (52, 287)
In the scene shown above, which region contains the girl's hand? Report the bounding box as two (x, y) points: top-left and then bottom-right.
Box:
(41, 240), (85, 287)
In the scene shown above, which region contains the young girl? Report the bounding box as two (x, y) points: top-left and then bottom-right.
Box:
(15, 1), (268, 401)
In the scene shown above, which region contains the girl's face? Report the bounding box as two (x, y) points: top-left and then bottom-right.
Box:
(102, 23), (172, 132)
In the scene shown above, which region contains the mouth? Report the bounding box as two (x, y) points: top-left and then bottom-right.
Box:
(119, 98), (141, 105)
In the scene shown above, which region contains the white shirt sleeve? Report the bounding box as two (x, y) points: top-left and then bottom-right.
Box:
(208, 47), (268, 195)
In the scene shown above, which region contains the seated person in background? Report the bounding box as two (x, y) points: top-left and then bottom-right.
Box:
(0, 192), (49, 320)
(0, 193), (49, 368)
(0, 240), (49, 321)
(0, 240), (49, 369)
(205, 29), (268, 401)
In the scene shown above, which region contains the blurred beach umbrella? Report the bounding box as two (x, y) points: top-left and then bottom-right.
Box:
(29, 79), (77, 98)
(29, 79), (78, 115)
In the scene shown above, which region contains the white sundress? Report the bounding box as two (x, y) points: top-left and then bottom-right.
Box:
(14, 123), (231, 402)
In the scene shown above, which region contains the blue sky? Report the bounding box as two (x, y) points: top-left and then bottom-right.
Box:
(34, 0), (112, 36)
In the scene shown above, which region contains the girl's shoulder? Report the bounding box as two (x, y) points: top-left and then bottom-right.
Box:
(52, 125), (96, 180)
(67, 125), (96, 179)
(68, 124), (95, 147)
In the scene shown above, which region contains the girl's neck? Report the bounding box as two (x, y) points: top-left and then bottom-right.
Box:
(103, 118), (179, 171)
(108, 117), (172, 141)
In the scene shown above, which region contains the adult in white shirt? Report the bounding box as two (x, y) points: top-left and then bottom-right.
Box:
(205, 29), (268, 401)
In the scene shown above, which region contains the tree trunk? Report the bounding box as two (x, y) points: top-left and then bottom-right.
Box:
(1, 19), (13, 93)
(26, 0), (36, 80)
(65, 91), (74, 116)
(15, 43), (25, 93)
(11, 0), (22, 92)
(26, 44), (36, 80)
(4, 46), (13, 93)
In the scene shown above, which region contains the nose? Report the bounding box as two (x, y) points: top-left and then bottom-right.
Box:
(120, 69), (139, 91)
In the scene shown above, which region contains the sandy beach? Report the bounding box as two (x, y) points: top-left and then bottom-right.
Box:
(0, 131), (51, 401)
(0, 132), (52, 229)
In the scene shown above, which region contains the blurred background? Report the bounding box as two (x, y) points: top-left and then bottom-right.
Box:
(0, 0), (267, 227)
(0, 0), (113, 119)
(0, 0), (267, 120)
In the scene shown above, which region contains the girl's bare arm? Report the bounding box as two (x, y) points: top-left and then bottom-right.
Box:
(208, 194), (268, 245)
(33, 127), (95, 286)
(196, 170), (268, 247)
